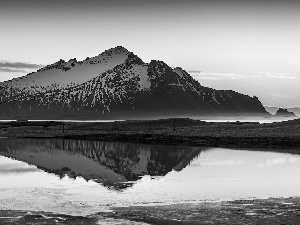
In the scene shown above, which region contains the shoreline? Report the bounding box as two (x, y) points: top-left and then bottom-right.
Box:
(0, 118), (299, 149)
(61, 133), (300, 149)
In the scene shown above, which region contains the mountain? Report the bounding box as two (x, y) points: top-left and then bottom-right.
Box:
(263, 105), (279, 115)
(0, 46), (269, 120)
(0, 138), (202, 190)
(274, 108), (298, 119)
(264, 105), (300, 117)
(286, 107), (300, 117)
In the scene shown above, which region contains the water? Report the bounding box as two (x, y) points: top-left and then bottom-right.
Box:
(0, 120), (123, 122)
(203, 117), (296, 123)
(0, 138), (300, 216)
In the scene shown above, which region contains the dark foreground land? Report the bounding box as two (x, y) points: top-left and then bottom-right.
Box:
(0, 118), (300, 148)
(1, 198), (300, 224)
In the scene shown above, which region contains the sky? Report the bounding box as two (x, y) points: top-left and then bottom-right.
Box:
(0, 0), (299, 107)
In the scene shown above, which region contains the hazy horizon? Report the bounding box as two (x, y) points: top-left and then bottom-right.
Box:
(1, 0), (299, 108)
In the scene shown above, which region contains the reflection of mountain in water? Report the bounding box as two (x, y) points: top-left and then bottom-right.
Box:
(0, 138), (202, 190)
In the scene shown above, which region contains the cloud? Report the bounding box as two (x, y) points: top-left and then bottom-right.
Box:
(188, 71), (260, 80)
(267, 75), (297, 79)
(0, 165), (39, 174)
(0, 61), (44, 69)
(259, 72), (297, 79)
(0, 60), (44, 73)
(0, 167), (39, 174)
(187, 70), (202, 73)
(0, 68), (28, 73)
(198, 76), (223, 80)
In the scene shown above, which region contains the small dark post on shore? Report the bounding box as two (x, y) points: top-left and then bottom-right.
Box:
(173, 118), (176, 131)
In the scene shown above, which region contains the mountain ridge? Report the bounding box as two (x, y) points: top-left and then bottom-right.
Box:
(0, 46), (270, 120)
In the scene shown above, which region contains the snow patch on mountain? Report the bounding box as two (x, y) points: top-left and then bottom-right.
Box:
(131, 64), (150, 91)
(212, 91), (220, 104)
(173, 67), (185, 78)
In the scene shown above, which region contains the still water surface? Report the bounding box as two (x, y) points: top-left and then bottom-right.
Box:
(0, 138), (300, 215)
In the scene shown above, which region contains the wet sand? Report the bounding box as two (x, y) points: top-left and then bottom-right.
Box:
(1, 197), (300, 224)
(0, 210), (99, 225)
(99, 198), (300, 224)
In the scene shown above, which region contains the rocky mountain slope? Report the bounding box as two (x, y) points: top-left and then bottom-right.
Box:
(0, 46), (269, 120)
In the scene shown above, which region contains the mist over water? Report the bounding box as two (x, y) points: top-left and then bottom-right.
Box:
(0, 115), (296, 124)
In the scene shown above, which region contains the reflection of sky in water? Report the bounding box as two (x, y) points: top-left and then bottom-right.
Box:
(0, 157), (39, 174)
(1, 146), (300, 216)
(259, 157), (300, 167)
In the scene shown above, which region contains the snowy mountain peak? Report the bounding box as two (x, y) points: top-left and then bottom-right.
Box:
(100, 46), (130, 57)
(37, 59), (66, 72)
(125, 52), (144, 65)
(149, 60), (168, 66)
(2, 47), (134, 89)
(67, 58), (77, 63)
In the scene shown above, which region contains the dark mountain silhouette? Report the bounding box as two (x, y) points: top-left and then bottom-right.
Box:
(0, 138), (203, 190)
(274, 108), (298, 119)
(286, 107), (300, 117)
(264, 105), (300, 117)
(0, 46), (269, 120)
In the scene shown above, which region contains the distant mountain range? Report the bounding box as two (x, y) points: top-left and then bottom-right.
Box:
(274, 108), (298, 119)
(264, 106), (300, 117)
(0, 46), (270, 120)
